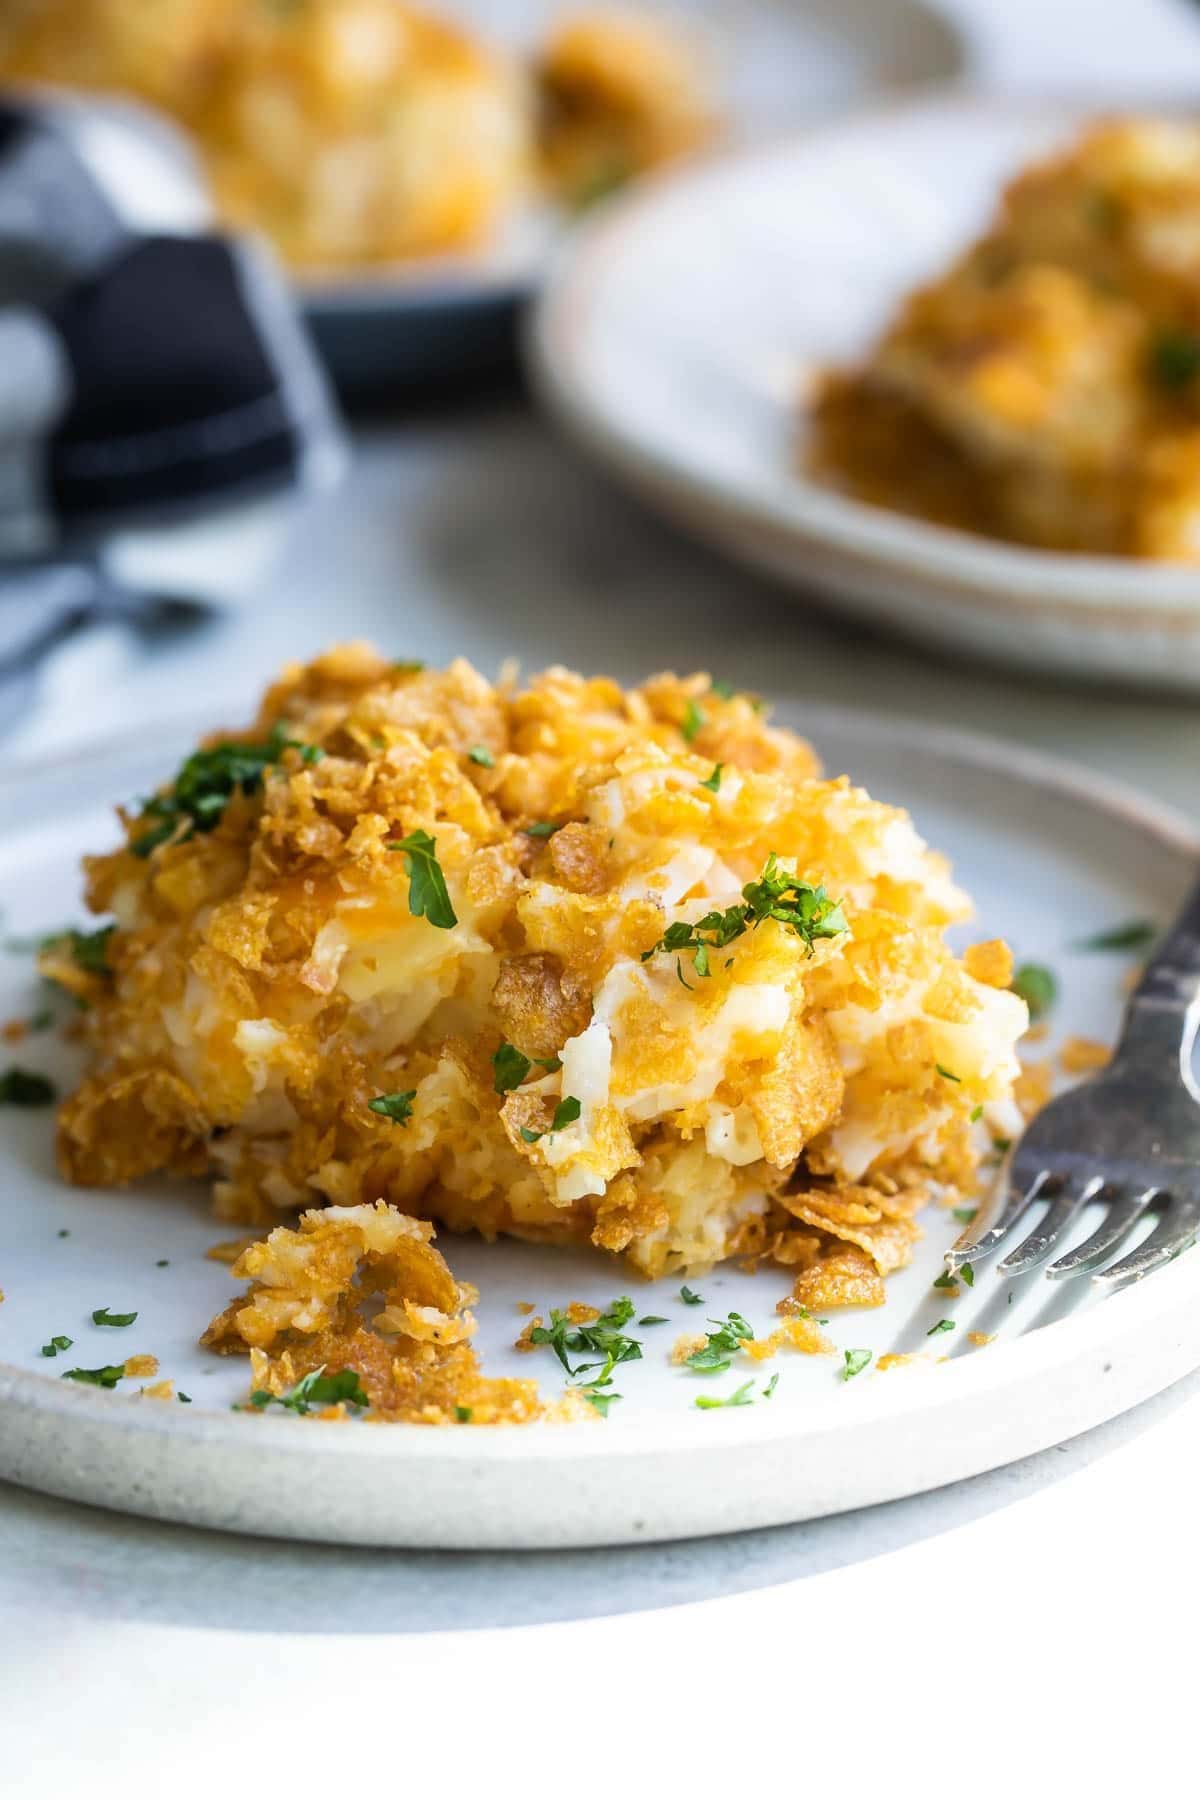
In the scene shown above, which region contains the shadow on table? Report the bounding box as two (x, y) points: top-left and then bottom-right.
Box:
(4, 1361), (1194, 1637)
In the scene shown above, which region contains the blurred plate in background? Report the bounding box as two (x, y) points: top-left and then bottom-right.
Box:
(528, 94), (1200, 692)
(304, 0), (966, 395)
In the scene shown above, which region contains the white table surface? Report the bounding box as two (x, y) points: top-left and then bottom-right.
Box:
(7, 1), (1200, 1789)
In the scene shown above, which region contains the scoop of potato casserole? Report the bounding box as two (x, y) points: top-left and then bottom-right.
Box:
(50, 648), (1026, 1307)
(811, 119), (1200, 558)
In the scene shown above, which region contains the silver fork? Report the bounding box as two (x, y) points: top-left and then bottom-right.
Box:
(946, 882), (1200, 1292)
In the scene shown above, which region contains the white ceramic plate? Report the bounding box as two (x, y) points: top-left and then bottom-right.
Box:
(302, 0), (965, 388)
(0, 709), (1197, 1549)
(529, 95), (1200, 690)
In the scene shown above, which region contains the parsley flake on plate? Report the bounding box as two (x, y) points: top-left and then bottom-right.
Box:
(249, 1366), (370, 1415)
(695, 1379), (756, 1410)
(927, 1319), (956, 1337)
(685, 1311), (755, 1375)
(387, 829), (457, 929)
(1012, 963), (1057, 1021)
(0, 1066), (56, 1106)
(40, 1335), (73, 1358)
(61, 1363), (126, 1389)
(763, 1373), (779, 1399)
(92, 1307), (137, 1328)
(679, 1284), (704, 1305)
(638, 1315), (669, 1326)
(368, 1090), (416, 1126)
(953, 1206), (978, 1225)
(1075, 919), (1159, 953)
(710, 679), (735, 699)
(842, 1348), (872, 1381)
(932, 1271), (958, 1291)
(178, 1393), (193, 1404)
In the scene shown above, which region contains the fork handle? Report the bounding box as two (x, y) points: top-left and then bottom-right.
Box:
(1118, 876), (1200, 1073)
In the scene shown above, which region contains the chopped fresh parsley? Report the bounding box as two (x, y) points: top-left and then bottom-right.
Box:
(1150, 330), (1200, 391)
(695, 1380), (755, 1410)
(28, 1007), (55, 1031)
(638, 1315), (669, 1326)
(679, 1285), (704, 1306)
(249, 1366), (370, 1415)
(969, 1104), (983, 1123)
(467, 745), (494, 768)
(62, 1363), (125, 1388)
(685, 1311), (755, 1375)
(643, 853), (846, 980)
(40, 1334), (73, 1358)
(492, 1041), (532, 1093)
(586, 1390), (621, 1417)
(935, 1064), (961, 1083)
(992, 1137), (1012, 1156)
(681, 698), (706, 743)
(700, 763), (723, 794)
(388, 829), (457, 929)
(932, 1271), (958, 1290)
(960, 1262), (975, 1288)
(529, 1295), (642, 1402)
(0, 1066), (56, 1106)
(392, 660), (425, 675)
(56, 1228), (70, 1239)
(551, 1095), (581, 1131)
(763, 1372), (779, 1399)
(927, 1318), (956, 1337)
(842, 1348), (872, 1381)
(525, 819), (564, 839)
(49, 925), (115, 977)
(1075, 919), (1158, 953)
(519, 1094), (582, 1143)
(455, 1405), (473, 1423)
(129, 723), (309, 856)
(1012, 963), (1057, 1021)
(368, 1090), (416, 1126)
(710, 680), (735, 700)
(92, 1307), (137, 1328)
(156, 1259), (169, 1268)
(178, 1393), (193, 1404)
(953, 1206), (978, 1225)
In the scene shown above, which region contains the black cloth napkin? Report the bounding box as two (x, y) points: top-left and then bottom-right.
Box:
(0, 93), (344, 710)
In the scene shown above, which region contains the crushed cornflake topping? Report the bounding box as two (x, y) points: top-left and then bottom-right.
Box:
(43, 647), (1031, 1420)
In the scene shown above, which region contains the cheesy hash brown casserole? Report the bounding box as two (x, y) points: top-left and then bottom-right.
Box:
(0, 1), (712, 272)
(49, 649), (1027, 1350)
(811, 119), (1200, 558)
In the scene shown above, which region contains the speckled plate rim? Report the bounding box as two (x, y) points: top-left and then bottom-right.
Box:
(2, 709), (1200, 1546)
(526, 92), (1200, 626)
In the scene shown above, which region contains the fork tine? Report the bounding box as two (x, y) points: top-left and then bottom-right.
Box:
(945, 1172), (1046, 1273)
(1045, 1188), (1156, 1282)
(996, 1176), (1106, 1278)
(1091, 1195), (1200, 1292)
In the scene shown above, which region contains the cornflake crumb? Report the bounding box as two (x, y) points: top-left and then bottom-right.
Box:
(206, 1201), (545, 1425)
(1015, 1059), (1054, 1118)
(964, 940), (1014, 988)
(1059, 1036), (1111, 1075)
(877, 1352), (923, 1371)
(515, 1301), (535, 1315)
(142, 1378), (175, 1400)
(671, 1332), (709, 1365)
(565, 1301), (600, 1324)
(206, 1236), (258, 1266)
(125, 1354), (159, 1378)
(968, 1331), (995, 1347)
